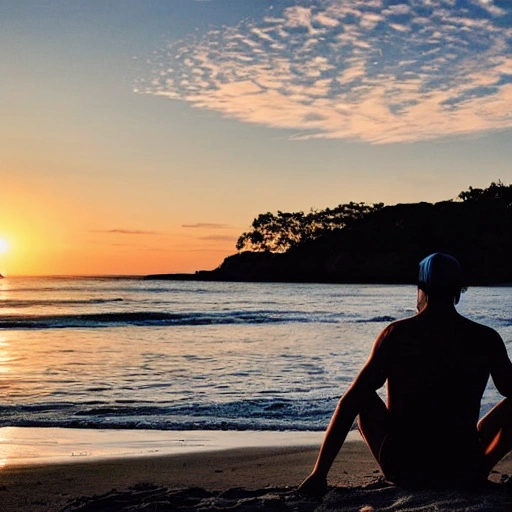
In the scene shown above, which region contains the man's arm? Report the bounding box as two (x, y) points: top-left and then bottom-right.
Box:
(298, 326), (391, 495)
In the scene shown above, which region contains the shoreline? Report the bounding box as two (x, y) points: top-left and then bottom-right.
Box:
(0, 427), (332, 467)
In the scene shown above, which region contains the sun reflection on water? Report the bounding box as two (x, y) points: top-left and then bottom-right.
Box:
(0, 334), (11, 374)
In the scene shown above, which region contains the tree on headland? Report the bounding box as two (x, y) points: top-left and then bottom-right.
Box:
(236, 201), (384, 252)
(220, 181), (511, 285)
(235, 182), (511, 254)
(457, 180), (512, 205)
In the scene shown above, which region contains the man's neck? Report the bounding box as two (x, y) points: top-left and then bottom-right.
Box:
(423, 302), (457, 314)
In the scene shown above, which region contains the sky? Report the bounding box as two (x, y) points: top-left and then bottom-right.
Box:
(1, 0), (511, 276)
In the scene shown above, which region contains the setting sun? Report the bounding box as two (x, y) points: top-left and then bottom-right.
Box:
(0, 239), (8, 254)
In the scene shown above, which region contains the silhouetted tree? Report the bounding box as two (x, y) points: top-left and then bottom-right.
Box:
(236, 202), (384, 252)
(458, 180), (512, 205)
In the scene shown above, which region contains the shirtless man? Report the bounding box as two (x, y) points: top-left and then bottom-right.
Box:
(299, 252), (512, 494)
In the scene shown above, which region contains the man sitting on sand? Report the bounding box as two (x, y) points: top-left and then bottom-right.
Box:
(300, 252), (512, 494)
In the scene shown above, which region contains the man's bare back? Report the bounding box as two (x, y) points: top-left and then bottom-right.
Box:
(299, 253), (512, 495)
(373, 308), (510, 486)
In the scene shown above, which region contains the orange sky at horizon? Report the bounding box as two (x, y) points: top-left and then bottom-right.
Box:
(0, 226), (238, 277)
(1, 166), (508, 277)
(0, 181), (239, 277)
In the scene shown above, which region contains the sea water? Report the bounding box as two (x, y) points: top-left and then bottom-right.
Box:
(0, 277), (510, 431)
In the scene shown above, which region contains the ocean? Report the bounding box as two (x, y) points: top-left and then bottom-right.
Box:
(0, 277), (510, 432)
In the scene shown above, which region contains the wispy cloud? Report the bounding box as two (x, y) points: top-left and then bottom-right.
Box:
(198, 234), (237, 242)
(93, 229), (160, 235)
(138, 0), (512, 143)
(181, 223), (230, 229)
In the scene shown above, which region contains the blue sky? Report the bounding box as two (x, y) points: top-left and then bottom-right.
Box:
(1, 0), (511, 275)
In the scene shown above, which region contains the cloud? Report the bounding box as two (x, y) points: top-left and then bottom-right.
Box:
(181, 223), (230, 229)
(93, 229), (160, 235)
(198, 235), (237, 242)
(138, 0), (512, 143)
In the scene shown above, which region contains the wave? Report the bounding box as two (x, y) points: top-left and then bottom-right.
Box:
(0, 298), (124, 308)
(353, 316), (396, 323)
(0, 311), (406, 329)
(0, 395), (500, 431)
(0, 310), (339, 329)
(0, 397), (335, 431)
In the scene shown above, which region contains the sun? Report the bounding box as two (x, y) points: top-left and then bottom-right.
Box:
(0, 238), (9, 254)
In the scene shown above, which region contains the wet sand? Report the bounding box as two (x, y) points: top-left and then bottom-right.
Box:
(0, 428), (511, 511)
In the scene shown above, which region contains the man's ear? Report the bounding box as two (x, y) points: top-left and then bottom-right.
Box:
(417, 288), (428, 313)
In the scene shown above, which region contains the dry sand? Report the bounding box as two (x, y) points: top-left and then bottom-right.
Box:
(0, 429), (511, 511)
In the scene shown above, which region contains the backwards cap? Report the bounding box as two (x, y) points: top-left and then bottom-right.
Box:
(418, 252), (463, 292)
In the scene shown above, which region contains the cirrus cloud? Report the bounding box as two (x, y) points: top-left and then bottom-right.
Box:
(137, 0), (512, 143)
(181, 222), (230, 229)
(92, 229), (160, 235)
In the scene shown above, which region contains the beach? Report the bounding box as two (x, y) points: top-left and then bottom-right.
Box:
(0, 428), (511, 512)
(1, 280), (511, 510)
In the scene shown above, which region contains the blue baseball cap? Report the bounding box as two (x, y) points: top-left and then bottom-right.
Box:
(418, 253), (463, 292)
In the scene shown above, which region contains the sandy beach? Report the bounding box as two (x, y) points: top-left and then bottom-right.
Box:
(0, 428), (511, 511)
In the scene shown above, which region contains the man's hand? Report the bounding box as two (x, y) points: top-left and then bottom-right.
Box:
(298, 472), (328, 498)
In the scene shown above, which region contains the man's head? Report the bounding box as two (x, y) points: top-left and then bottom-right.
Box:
(417, 252), (464, 308)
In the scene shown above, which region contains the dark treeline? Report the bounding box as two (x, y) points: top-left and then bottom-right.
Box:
(146, 182), (512, 285)
(235, 201), (384, 253)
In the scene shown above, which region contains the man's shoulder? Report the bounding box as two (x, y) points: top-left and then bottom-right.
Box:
(374, 316), (414, 344)
(382, 312), (499, 340)
(384, 314), (420, 332)
(457, 314), (501, 339)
